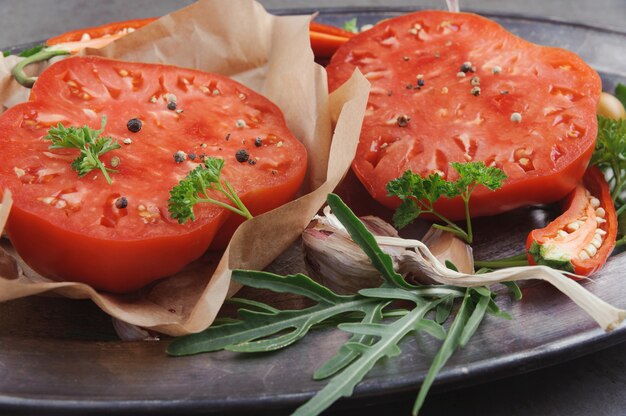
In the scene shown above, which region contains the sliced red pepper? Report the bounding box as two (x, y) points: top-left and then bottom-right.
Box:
(46, 17), (157, 52)
(309, 22), (354, 59)
(527, 166), (617, 276)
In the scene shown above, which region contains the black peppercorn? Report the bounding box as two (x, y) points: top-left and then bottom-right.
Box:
(167, 101), (177, 111)
(254, 137), (263, 147)
(115, 197), (128, 209)
(235, 149), (249, 163)
(127, 118), (142, 133)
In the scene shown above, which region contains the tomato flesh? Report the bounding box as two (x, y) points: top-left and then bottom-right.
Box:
(0, 56), (307, 293)
(527, 167), (617, 276)
(327, 11), (601, 219)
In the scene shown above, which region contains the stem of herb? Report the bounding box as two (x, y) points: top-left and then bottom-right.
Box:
(11, 48), (71, 87)
(474, 259), (529, 268)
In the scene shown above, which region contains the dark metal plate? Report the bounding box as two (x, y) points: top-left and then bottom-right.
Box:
(1, 8), (626, 415)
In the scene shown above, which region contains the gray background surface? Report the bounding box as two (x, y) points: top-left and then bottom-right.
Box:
(1, 1), (626, 415)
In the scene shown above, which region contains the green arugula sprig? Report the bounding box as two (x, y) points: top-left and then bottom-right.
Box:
(44, 117), (120, 185)
(167, 194), (513, 415)
(387, 161), (507, 243)
(168, 157), (252, 224)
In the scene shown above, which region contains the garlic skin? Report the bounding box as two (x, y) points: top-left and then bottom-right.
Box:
(303, 207), (404, 294)
(302, 208), (625, 332)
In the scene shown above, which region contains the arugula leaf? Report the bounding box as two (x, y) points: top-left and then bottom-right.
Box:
(167, 194), (511, 415)
(167, 157), (252, 224)
(327, 193), (415, 289)
(387, 162), (506, 243)
(44, 117), (120, 185)
(342, 17), (359, 33)
(615, 83), (626, 109)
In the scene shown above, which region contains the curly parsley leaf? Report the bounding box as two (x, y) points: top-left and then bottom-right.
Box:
(387, 162), (507, 243)
(44, 117), (120, 184)
(168, 157), (252, 224)
(591, 115), (626, 204)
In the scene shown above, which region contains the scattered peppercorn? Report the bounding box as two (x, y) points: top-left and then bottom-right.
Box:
(254, 137), (263, 147)
(235, 149), (249, 163)
(397, 114), (411, 127)
(199, 153), (207, 160)
(173, 150), (187, 163)
(127, 118), (142, 133)
(248, 159), (257, 165)
(460, 61), (472, 73)
(167, 101), (177, 111)
(511, 112), (522, 123)
(236, 119), (247, 128)
(123, 138), (132, 145)
(470, 86), (481, 96)
(115, 196), (128, 209)
(402, 56), (410, 61)
(188, 153), (197, 161)
(110, 156), (121, 168)
(492, 66), (502, 74)
(406, 84), (414, 89)
(470, 76), (480, 86)
(417, 79), (425, 87)
(225, 133), (231, 141)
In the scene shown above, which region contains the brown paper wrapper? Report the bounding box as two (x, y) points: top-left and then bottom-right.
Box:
(0, 0), (369, 336)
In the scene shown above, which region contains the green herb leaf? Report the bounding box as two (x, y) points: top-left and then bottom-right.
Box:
(314, 302), (386, 380)
(18, 44), (45, 58)
(342, 17), (359, 33)
(327, 193), (415, 289)
(294, 300), (439, 416)
(44, 117), (120, 185)
(167, 194), (515, 416)
(592, 115), (626, 202)
(615, 83), (626, 108)
(167, 157), (252, 224)
(166, 270), (380, 356)
(386, 162), (506, 243)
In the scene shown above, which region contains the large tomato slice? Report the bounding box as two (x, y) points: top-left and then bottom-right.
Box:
(0, 56), (306, 293)
(327, 11), (601, 219)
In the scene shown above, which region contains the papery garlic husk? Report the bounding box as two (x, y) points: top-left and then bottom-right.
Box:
(0, 189), (12, 237)
(302, 207), (405, 294)
(303, 207), (626, 332)
(112, 318), (160, 342)
(421, 227), (474, 274)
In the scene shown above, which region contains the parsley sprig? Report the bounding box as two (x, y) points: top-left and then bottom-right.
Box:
(591, 114), (626, 207)
(386, 161), (507, 243)
(44, 117), (120, 185)
(168, 157), (252, 224)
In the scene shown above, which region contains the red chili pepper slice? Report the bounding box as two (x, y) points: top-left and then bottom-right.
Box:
(527, 166), (617, 276)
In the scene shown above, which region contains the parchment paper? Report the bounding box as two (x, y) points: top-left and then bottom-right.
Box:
(0, 0), (370, 336)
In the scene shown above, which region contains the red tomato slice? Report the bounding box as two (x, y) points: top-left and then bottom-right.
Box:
(327, 11), (601, 219)
(0, 56), (307, 293)
(527, 167), (617, 276)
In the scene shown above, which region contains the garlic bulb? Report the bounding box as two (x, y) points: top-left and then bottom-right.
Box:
(303, 208), (625, 332)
